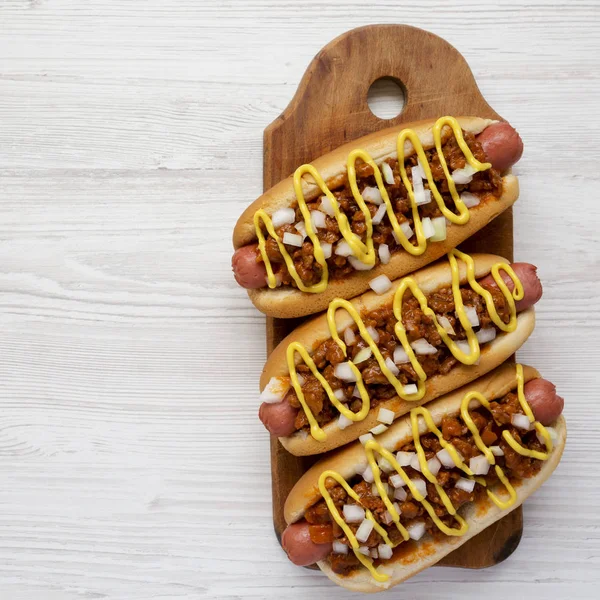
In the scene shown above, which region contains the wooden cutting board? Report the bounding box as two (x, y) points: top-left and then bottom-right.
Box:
(263, 24), (522, 570)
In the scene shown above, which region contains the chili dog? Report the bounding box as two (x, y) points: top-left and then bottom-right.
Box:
(233, 116), (523, 318)
(259, 251), (541, 456)
(281, 363), (565, 591)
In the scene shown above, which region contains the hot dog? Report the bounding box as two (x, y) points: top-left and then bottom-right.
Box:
(280, 363), (566, 591)
(232, 116), (523, 318)
(259, 251), (541, 456)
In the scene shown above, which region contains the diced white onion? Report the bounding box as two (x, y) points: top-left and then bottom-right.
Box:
(394, 487), (407, 501)
(378, 457), (395, 474)
(415, 188), (432, 206)
(537, 426), (558, 445)
(377, 407), (395, 425)
(369, 274), (393, 295)
(344, 327), (356, 346)
(343, 504), (365, 523)
(352, 385), (362, 398)
(319, 195), (336, 217)
(310, 210), (326, 230)
(469, 455), (491, 476)
(349, 256), (375, 271)
(393, 222), (414, 242)
(358, 546), (370, 556)
(378, 243), (391, 264)
(355, 518), (375, 543)
(294, 221), (307, 239)
(411, 165), (424, 183)
(437, 315), (455, 335)
(490, 445), (504, 457)
(371, 482), (390, 498)
(393, 346), (410, 364)
(403, 384), (418, 395)
(337, 412), (353, 430)
(372, 203), (388, 225)
(362, 186), (383, 205)
(460, 191), (481, 208)
(511, 413), (532, 431)
(259, 377), (290, 404)
(427, 457), (442, 477)
(335, 240), (353, 257)
(282, 232), (304, 247)
(333, 388), (346, 401)
(454, 340), (479, 363)
(436, 447), (461, 468)
(410, 478), (427, 498)
(378, 544), (393, 560)
(334, 362), (357, 382)
(392, 502), (401, 514)
(430, 216), (447, 242)
(384, 357), (400, 377)
(366, 326), (380, 344)
(321, 242), (332, 259)
(370, 548), (378, 559)
(455, 477), (476, 493)
(333, 541), (348, 554)
(362, 465), (374, 483)
(476, 327), (496, 344)
(382, 510), (394, 525)
(359, 433), (374, 445)
(407, 521), (426, 541)
(396, 451), (415, 467)
(411, 338), (438, 355)
(464, 305), (480, 327)
(353, 347), (372, 364)
(381, 162), (395, 185)
(296, 374), (306, 387)
(421, 217), (435, 239)
(451, 163), (477, 184)
(271, 207), (296, 228)
(410, 454), (422, 472)
(389, 474), (406, 488)
(370, 423), (388, 435)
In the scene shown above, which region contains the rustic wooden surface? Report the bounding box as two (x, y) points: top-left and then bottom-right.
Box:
(0, 1), (599, 598)
(264, 23), (522, 570)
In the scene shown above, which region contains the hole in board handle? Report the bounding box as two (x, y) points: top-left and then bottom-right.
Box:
(367, 77), (406, 120)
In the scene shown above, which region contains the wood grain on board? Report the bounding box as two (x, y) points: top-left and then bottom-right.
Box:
(263, 24), (520, 571)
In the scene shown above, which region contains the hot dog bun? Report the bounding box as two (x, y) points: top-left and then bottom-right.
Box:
(284, 364), (566, 592)
(234, 116), (519, 318)
(261, 254), (536, 456)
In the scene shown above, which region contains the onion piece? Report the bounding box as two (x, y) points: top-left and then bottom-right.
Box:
(469, 455), (491, 475)
(464, 305), (480, 327)
(310, 210), (326, 230)
(389, 474), (405, 488)
(366, 326), (380, 344)
(393, 346), (410, 364)
(392, 502), (401, 514)
(378, 243), (391, 264)
(320, 242), (332, 259)
(344, 327), (356, 346)
(356, 518), (375, 542)
(411, 338), (437, 355)
(451, 163), (477, 184)
(384, 356), (400, 377)
(362, 465), (374, 483)
(294, 221), (307, 239)
(381, 162), (395, 185)
(437, 315), (455, 335)
(343, 504), (365, 523)
(378, 457), (395, 474)
(421, 217), (435, 239)
(430, 216), (447, 242)
(410, 454), (422, 472)
(319, 195), (336, 217)
(476, 327), (496, 344)
(371, 482), (390, 498)
(436, 447), (463, 468)
(333, 388), (346, 401)
(537, 426), (558, 444)
(460, 191), (481, 208)
(334, 362), (357, 382)
(370, 423), (388, 435)
(372, 203), (388, 225)
(407, 521), (426, 541)
(337, 412), (353, 430)
(393, 222), (414, 243)
(362, 186), (383, 205)
(396, 451), (415, 466)
(296, 374), (306, 387)
(490, 445), (504, 457)
(271, 207), (296, 228)
(358, 546), (370, 556)
(259, 377), (290, 404)
(335, 240), (353, 257)
(369, 274), (392, 295)
(394, 487), (407, 501)
(382, 510), (394, 525)
(427, 457), (442, 477)
(353, 347), (372, 364)
(511, 413), (532, 431)
(410, 478), (427, 498)
(370, 548), (378, 559)
(455, 477), (476, 493)
(282, 232), (304, 247)
(333, 541), (348, 554)
(415, 188), (432, 206)
(359, 433), (374, 445)
(352, 385), (362, 398)
(348, 256), (375, 271)
(403, 383), (418, 395)
(377, 407), (395, 425)
(411, 165), (424, 183)
(378, 544), (393, 560)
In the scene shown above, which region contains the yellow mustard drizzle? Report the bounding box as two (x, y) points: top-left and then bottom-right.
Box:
(255, 116), (492, 292)
(289, 250), (523, 442)
(316, 364), (554, 583)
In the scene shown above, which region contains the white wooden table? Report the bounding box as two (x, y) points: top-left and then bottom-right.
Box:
(1, 1), (598, 598)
